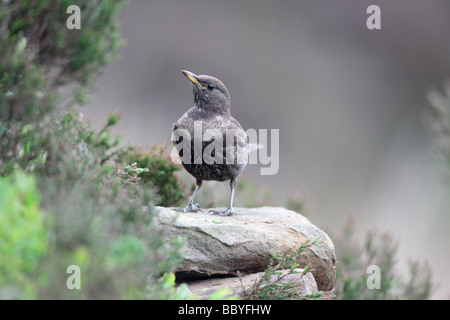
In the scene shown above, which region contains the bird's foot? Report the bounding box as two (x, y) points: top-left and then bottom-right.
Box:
(209, 207), (234, 216)
(183, 203), (202, 213)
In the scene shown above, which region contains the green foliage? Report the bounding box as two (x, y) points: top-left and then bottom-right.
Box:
(31, 109), (187, 299)
(0, 104), (188, 300)
(0, 0), (124, 175)
(0, 34), (58, 172)
(147, 272), (194, 300)
(118, 162), (149, 186)
(0, 170), (48, 299)
(240, 239), (333, 300)
(0, 1), (193, 300)
(33, 154), (185, 299)
(107, 235), (146, 268)
(332, 219), (433, 300)
(1, 0), (124, 88)
(117, 144), (187, 207)
(0, 35), (56, 124)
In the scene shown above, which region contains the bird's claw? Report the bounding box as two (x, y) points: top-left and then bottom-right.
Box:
(183, 203), (202, 213)
(208, 207), (234, 216)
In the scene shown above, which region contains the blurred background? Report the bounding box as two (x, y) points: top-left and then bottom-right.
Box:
(82, 0), (450, 298)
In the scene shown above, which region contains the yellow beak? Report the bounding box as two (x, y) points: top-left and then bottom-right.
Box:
(182, 70), (205, 91)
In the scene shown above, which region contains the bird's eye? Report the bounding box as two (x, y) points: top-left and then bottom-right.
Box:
(208, 83), (215, 90)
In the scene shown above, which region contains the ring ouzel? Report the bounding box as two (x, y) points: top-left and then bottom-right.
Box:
(172, 70), (248, 216)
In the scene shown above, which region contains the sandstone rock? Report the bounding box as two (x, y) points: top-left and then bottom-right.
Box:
(156, 206), (336, 291)
(187, 269), (318, 299)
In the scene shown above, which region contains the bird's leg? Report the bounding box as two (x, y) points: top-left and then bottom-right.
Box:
(183, 180), (203, 213)
(209, 179), (236, 216)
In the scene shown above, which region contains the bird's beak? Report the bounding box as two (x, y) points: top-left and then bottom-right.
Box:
(182, 70), (205, 91)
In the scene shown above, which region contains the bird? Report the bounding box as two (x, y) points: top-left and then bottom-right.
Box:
(172, 70), (248, 216)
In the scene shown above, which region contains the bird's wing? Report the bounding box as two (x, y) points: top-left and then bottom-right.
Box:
(229, 116), (248, 148)
(218, 116), (248, 166)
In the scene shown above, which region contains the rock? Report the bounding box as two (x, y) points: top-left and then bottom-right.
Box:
(187, 269), (318, 299)
(156, 206), (336, 291)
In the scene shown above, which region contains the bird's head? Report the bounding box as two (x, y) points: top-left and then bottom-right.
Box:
(182, 70), (231, 116)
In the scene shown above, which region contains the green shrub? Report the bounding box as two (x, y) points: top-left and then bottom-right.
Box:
(0, 0), (125, 175)
(0, 2), (191, 300)
(240, 239), (333, 300)
(332, 218), (433, 300)
(27, 109), (185, 299)
(0, 170), (48, 299)
(117, 144), (187, 207)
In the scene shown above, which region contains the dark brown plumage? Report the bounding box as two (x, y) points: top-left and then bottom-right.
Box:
(172, 70), (248, 216)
